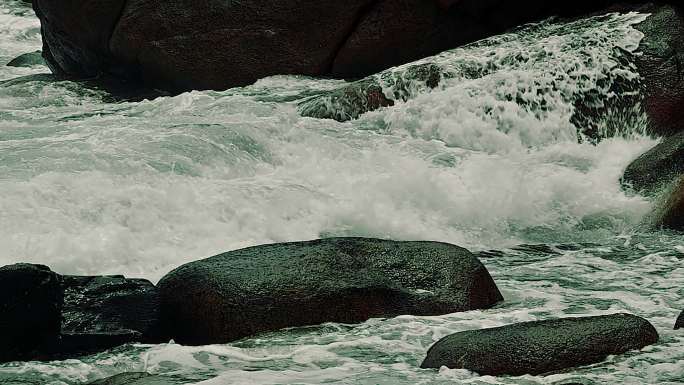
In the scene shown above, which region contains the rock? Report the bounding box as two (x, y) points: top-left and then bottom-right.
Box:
(55, 275), (165, 356)
(33, 0), (672, 93)
(87, 372), (184, 385)
(0, 264), (62, 363)
(622, 130), (684, 195)
(158, 237), (503, 345)
(6, 51), (45, 68)
(676, 310), (683, 329)
(420, 313), (659, 375)
(299, 63), (445, 121)
(0, 263), (164, 362)
(632, 4), (684, 137)
(652, 176), (684, 230)
(303, 4), (684, 131)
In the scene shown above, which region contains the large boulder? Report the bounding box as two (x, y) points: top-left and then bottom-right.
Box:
(57, 275), (165, 356)
(33, 0), (671, 93)
(302, 4), (684, 138)
(633, 4), (684, 137)
(421, 313), (659, 375)
(676, 310), (683, 329)
(0, 264), (62, 363)
(158, 238), (503, 345)
(622, 130), (684, 194)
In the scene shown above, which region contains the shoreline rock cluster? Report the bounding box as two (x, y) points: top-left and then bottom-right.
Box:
(1, 237), (679, 385)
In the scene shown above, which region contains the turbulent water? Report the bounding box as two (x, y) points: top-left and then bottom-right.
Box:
(0, 1), (682, 384)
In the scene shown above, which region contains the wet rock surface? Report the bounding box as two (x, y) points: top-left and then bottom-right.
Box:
(652, 176), (684, 230)
(420, 313), (659, 375)
(31, 0), (674, 93)
(86, 372), (186, 385)
(158, 237), (503, 345)
(6, 51), (45, 68)
(0, 263), (62, 363)
(0, 264), (163, 362)
(622, 130), (684, 195)
(676, 310), (683, 329)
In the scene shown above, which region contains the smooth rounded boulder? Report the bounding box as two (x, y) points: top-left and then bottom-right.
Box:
(420, 313), (659, 375)
(157, 237), (503, 345)
(0, 264), (62, 363)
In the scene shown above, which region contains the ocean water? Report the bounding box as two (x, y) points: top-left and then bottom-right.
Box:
(0, 1), (682, 384)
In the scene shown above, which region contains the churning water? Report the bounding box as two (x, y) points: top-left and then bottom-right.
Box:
(0, 1), (682, 383)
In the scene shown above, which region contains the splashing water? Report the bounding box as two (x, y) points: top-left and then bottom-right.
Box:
(0, 1), (681, 384)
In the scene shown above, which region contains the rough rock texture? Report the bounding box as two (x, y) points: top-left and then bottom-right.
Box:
(87, 372), (185, 385)
(6, 51), (45, 68)
(633, 4), (684, 137)
(652, 176), (684, 230)
(623, 130), (684, 194)
(0, 263), (164, 362)
(33, 0), (675, 93)
(0, 264), (62, 363)
(676, 310), (684, 329)
(302, 4), (684, 131)
(58, 275), (164, 354)
(421, 313), (659, 375)
(158, 238), (503, 345)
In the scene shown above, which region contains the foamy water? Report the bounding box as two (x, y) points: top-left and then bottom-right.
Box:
(0, 1), (682, 384)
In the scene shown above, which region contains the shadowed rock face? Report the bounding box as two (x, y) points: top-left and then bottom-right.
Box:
(420, 313), (659, 375)
(0, 264), (164, 363)
(0, 264), (62, 363)
(6, 51), (45, 68)
(676, 310), (683, 329)
(157, 238), (503, 345)
(32, 0), (669, 93)
(623, 130), (684, 195)
(58, 275), (165, 355)
(652, 176), (684, 230)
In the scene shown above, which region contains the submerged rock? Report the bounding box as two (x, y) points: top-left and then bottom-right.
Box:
(158, 237), (503, 345)
(0, 264), (62, 363)
(622, 130), (684, 195)
(421, 313), (658, 375)
(676, 310), (683, 329)
(6, 51), (45, 68)
(87, 372), (184, 385)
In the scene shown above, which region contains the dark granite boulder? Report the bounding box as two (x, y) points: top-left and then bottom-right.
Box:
(33, 0), (672, 93)
(57, 275), (165, 355)
(421, 313), (659, 375)
(632, 4), (684, 137)
(158, 238), (503, 345)
(676, 310), (683, 329)
(622, 130), (684, 195)
(0, 264), (62, 363)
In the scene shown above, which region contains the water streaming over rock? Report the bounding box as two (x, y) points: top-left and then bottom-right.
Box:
(0, 1), (682, 384)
